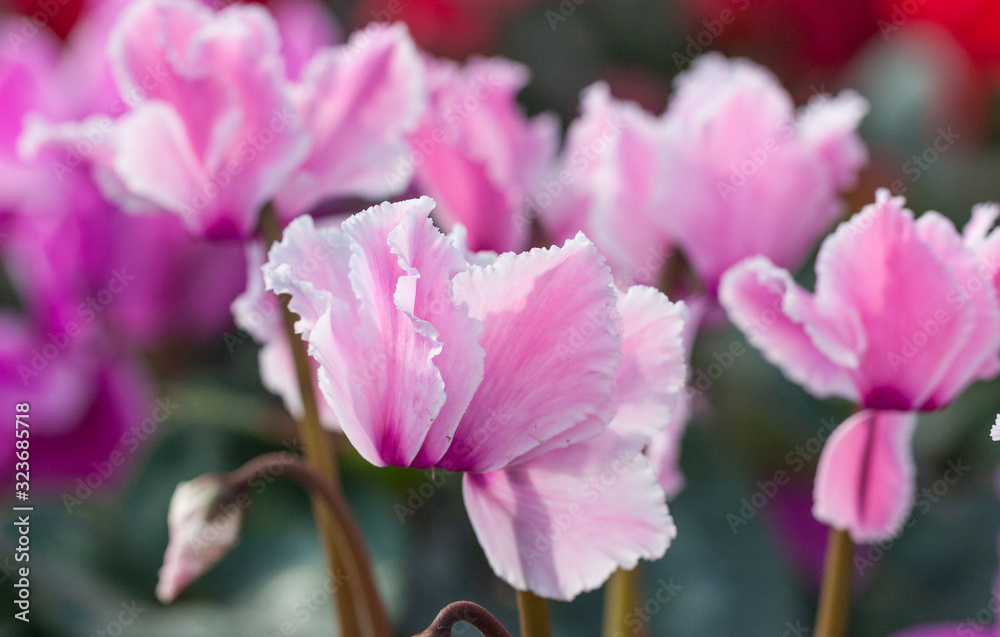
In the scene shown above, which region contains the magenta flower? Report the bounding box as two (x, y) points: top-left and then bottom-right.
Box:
(719, 191), (1000, 541)
(404, 57), (559, 253)
(264, 198), (687, 600)
(0, 313), (154, 493)
(541, 83), (672, 290)
(657, 54), (868, 294)
(0, 17), (68, 218)
(6, 176), (246, 348)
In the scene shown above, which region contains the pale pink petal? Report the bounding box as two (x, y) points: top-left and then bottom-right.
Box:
(234, 242), (339, 430)
(914, 211), (1000, 407)
(277, 198), (483, 468)
(657, 54), (865, 292)
(106, 0), (309, 238)
(463, 431), (674, 601)
(275, 23), (425, 217)
(541, 83), (672, 288)
(439, 235), (621, 473)
(813, 410), (917, 544)
(991, 414), (1000, 442)
(410, 56), (558, 253)
(718, 256), (857, 400)
(263, 215), (355, 337)
(813, 191), (976, 410)
(269, 0), (342, 81)
(798, 90), (869, 190)
(645, 392), (690, 500)
(607, 286), (688, 451)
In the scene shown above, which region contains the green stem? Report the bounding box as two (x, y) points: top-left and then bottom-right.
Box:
(259, 205), (389, 637)
(815, 528), (853, 637)
(602, 566), (647, 637)
(413, 602), (512, 637)
(516, 590), (551, 637)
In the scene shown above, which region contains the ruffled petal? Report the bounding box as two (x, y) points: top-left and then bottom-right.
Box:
(439, 234), (620, 473)
(814, 191), (976, 410)
(463, 431), (674, 601)
(719, 256), (857, 400)
(275, 23), (425, 217)
(813, 410), (917, 544)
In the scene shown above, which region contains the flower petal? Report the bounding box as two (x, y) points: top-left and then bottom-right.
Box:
(719, 256), (857, 400)
(813, 410), (917, 544)
(814, 191), (976, 410)
(463, 431), (674, 601)
(439, 234), (620, 473)
(275, 23), (425, 217)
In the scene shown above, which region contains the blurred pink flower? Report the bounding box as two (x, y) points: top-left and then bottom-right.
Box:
(541, 82), (672, 290)
(5, 176), (246, 348)
(55, 0), (312, 239)
(264, 198), (688, 600)
(0, 313), (154, 492)
(274, 22), (426, 220)
(720, 190), (1000, 541)
(0, 17), (68, 219)
(405, 57), (558, 253)
(658, 54), (868, 294)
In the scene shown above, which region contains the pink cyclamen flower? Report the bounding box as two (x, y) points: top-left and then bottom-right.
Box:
(157, 476), (242, 603)
(403, 57), (559, 253)
(719, 190), (1000, 542)
(83, 0), (310, 238)
(273, 22), (425, 219)
(264, 197), (688, 600)
(541, 83), (673, 290)
(657, 53), (868, 294)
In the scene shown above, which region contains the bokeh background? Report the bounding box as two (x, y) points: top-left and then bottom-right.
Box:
(1, 0), (999, 635)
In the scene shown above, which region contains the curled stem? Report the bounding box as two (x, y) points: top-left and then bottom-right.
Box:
(217, 452), (390, 636)
(413, 601), (512, 637)
(815, 527), (853, 637)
